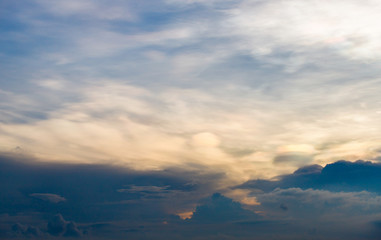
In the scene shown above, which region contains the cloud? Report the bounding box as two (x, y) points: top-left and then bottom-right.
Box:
(117, 185), (170, 194)
(239, 160), (381, 193)
(47, 214), (66, 236)
(63, 221), (82, 237)
(190, 193), (259, 223)
(2, 155), (381, 239)
(191, 132), (221, 148)
(36, 0), (136, 21)
(47, 214), (81, 237)
(3, 1), (381, 239)
(257, 188), (381, 218)
(229, 160), (381, 238)
(30, 193), (66, 203)
(0, 155), (221, 223)
(11, 223), (42, 238)
(3, 0), (381, 183)
(224, 0), (381, 62)
(247, 187), (381, 240)
(273, 153), (313, 166)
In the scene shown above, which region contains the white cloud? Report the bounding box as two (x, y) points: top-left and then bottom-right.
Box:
(225, 0), (381, 61)
(36, 0), (136, 21)
(2, 0), (381, 187)
(191, 132), (221, 148)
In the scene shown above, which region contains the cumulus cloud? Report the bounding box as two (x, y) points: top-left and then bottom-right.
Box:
(63, 221), (82, 237)
(217, 160), (381, 239)
(11, 223), (42, 238)
(239, 160), (381, 193)
(47, 214), (66, 236)
(47, 214), (81, 237)
(190, 193), (259, 223)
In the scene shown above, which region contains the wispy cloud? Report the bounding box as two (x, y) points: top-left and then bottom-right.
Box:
(1, 0), (381, 186)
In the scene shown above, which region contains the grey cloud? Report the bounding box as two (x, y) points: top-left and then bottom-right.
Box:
(117, 185), (170, 193)
(11, 223), (42, 238)
(293, 164), (323, 175)
(273, 152), (313, 166)
(0, 154), (223, 234)
(190, 193), (260, 223)
(47, 214), (66, 236)
(232, 160), (381, 239)
(63, 221), (82, 237)
(221, 147), (255, 157)
(235, 187), (381, 240)
(30, 193), (66, 203)
(47, 214), (82, 237)
(239, 160), (381, 193)
(257, 188), (381, 218)
(2, 155), (381, 239)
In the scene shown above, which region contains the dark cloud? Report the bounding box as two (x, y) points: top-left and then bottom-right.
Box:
(279, 203), (288, 211)
(0, 154), (221, 223)
(0, 154), (226, 239)
(3, 154), (381, 239)
(293, 164), (323, 175)
(190, 193), (260, 223)
(63, 221), (82, 237)
(232, 160), (381, 239)
(239, 160), (381, 193)
(250, 187), (381, 240)
(11, 223), (42, 238)
(47, 214), (67, 236)
(5, 214), (83, 238)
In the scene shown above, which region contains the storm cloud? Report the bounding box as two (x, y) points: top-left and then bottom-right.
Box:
(1, 155), (381, 239)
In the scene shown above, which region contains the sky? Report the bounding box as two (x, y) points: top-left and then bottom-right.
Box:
(2, 0), (381, 239)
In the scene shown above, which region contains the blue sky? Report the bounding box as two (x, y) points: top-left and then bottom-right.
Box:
(2, 0), (381, 239)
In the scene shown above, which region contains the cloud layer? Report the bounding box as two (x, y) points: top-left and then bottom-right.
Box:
(1, 0), (381, 184)
(1, 156), (381, 239)
(2, 1), (381, 239)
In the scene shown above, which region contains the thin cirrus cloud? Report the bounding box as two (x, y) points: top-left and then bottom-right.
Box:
(1, 0), (381, 203)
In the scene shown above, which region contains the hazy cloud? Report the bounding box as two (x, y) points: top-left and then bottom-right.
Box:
(273, 153), (313, 166)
